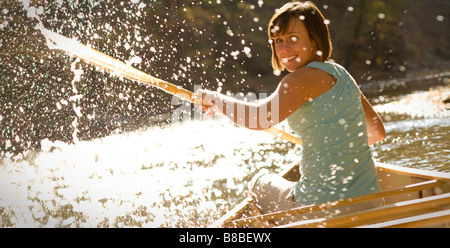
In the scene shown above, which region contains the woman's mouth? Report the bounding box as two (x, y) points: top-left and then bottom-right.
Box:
(282, 55), (300, 64)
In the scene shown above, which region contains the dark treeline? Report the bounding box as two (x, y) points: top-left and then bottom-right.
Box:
(1, 0), (448, 157)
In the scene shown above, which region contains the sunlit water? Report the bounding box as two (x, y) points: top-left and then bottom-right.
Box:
(1, 0), (449, 228)
(0, 117), (301, 227)
(373, 85), (450, 172)
(1, 85), (449, 227)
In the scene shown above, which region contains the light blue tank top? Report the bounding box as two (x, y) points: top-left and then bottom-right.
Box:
(287, 61), (381, 205)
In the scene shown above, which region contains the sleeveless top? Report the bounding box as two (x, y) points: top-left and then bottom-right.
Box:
(287, 61), (381, 205)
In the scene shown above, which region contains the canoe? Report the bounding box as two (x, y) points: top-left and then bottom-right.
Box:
(209, 161), (450, 228)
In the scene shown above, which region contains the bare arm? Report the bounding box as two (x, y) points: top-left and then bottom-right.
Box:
(194, 68), (336, 130)
(195, 88), (283, 130)
(360, 93), (386, 146)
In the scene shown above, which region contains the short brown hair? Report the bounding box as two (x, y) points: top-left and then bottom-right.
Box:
(268, 1), (332, 71)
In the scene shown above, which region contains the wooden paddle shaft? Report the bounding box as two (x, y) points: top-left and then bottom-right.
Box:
(41, 28), (302, 145)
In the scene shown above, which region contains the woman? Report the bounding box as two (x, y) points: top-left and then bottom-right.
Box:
(194, 1), (386, 220)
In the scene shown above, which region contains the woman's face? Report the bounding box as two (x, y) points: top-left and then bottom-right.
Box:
(272, 18), (318, 72)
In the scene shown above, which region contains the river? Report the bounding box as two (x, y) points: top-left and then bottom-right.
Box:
(0, 84), (448, 227)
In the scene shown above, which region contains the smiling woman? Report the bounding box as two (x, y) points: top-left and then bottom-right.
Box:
(272, 20), (318, 72)
(194, 1), (386, 221)
(268, 1), (332, 72)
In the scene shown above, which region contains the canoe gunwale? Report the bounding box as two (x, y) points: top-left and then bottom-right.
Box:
(376, 162), (450, 182)
(277, 192), (450, 228)
(209, 162), (450, 228)
(226, 179), (444, 228)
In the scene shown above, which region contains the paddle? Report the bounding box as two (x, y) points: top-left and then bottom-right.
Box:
(38, 26), (302, 146)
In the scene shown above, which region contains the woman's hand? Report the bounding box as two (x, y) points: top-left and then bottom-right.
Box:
(193, 89), (220, 116)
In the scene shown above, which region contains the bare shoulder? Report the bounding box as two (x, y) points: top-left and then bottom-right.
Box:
(282, 67), (335, 85)
(280, 66), (336, 100)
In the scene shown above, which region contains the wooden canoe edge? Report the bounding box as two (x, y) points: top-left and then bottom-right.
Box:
(208, 198), (252, 228)
(208, 161), (450, 228)
(358, 209), (450, 228)
(228, 179), (444, 227)
(281, 161), (450, 183)
(277, 192), (450, 228)
(375, 162), (450, 182)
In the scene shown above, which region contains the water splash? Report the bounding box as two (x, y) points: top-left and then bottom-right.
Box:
(0, 117), (300, 227)
(24, 5), (84, 145)
(69, 59), (84, 144)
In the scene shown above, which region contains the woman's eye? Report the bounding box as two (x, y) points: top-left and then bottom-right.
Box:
(291, 36), (298, 42)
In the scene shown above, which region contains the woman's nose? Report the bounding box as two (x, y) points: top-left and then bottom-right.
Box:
(280, 42), (291, 52)
(275, 40), (292, 56)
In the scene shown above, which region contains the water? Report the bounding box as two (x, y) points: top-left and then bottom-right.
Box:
(1, 85), (448, 227)
(0, 117), (301, 227)
(372, 86), (450, 172)
(1, 0), (449, 227)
